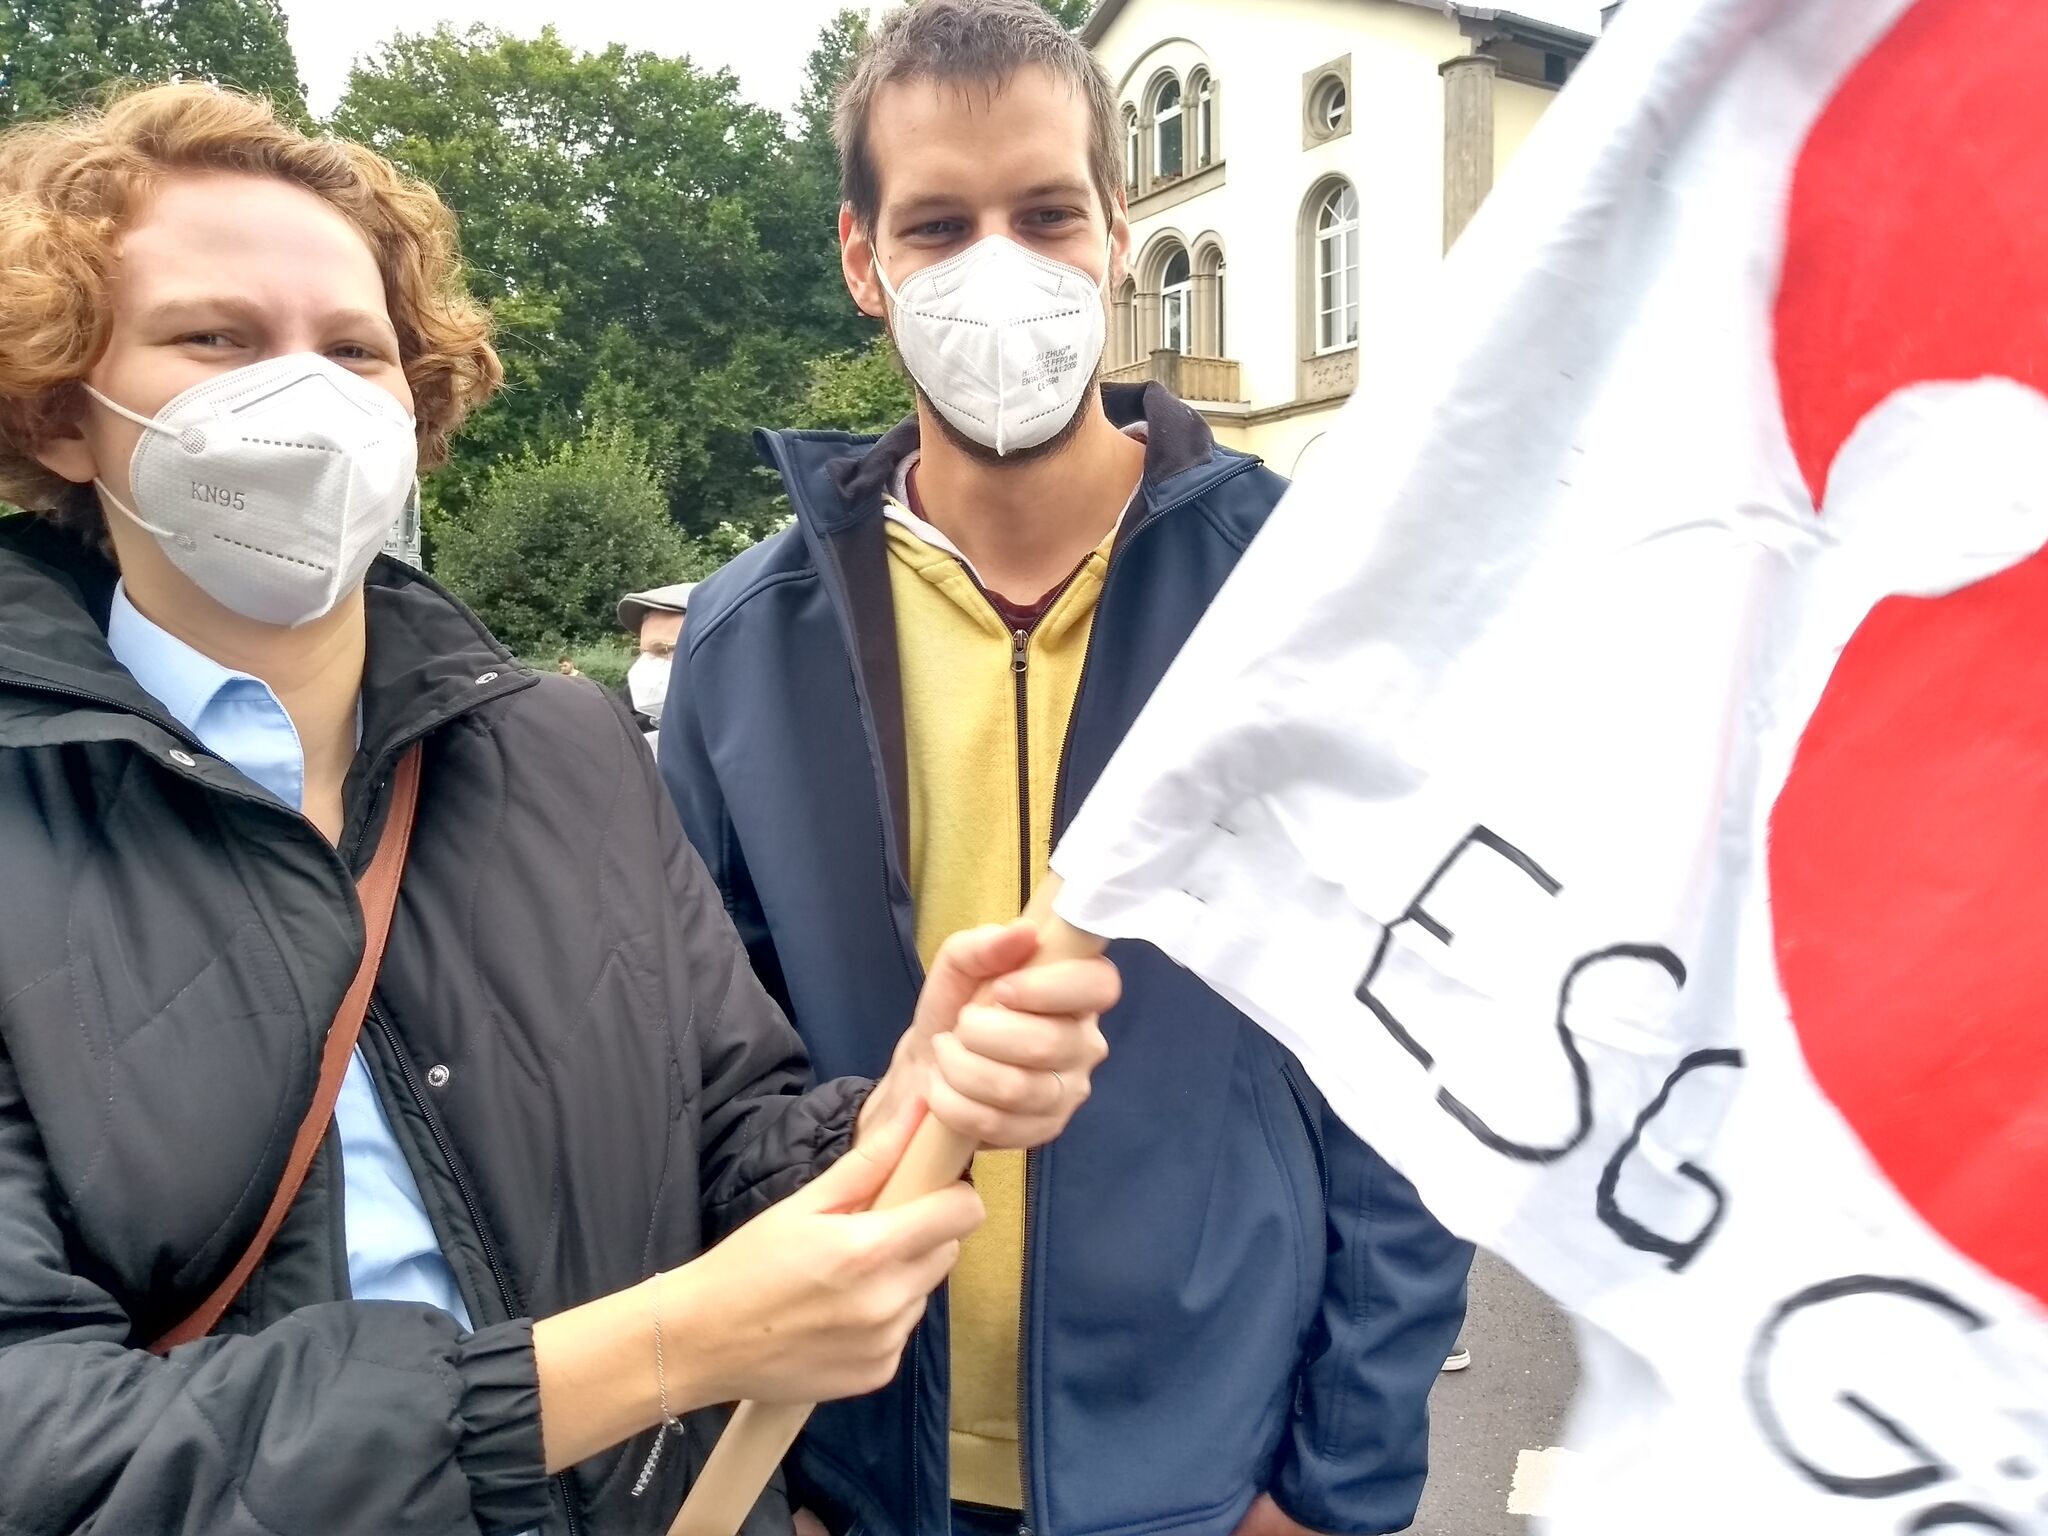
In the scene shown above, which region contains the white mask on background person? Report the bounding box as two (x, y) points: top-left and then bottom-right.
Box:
(627, 653), (672, 720)
(86, 353), (419, 629)
(875, 235), (1111, 457)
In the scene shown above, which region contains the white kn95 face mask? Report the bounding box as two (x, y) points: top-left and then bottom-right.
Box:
(875, 236), (1111, 457)
(88, 352), (419, 628)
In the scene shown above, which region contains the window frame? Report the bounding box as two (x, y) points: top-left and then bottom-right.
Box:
(1301, 57), (1354, 149)
(1319, 79), (1348, 134)
(1195, 242), (1226, 358)
(1159, 246), (1193, 355)
(1152, 76), (1185, 182)
(1115, 275), (1139, 366)
(1190, 71), (1215, 169)
(1314, 183), (1361, 356)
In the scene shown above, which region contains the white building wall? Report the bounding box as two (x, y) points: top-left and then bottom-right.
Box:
(1093, 0), (1576, 469)
(1495, 76), (1556, 184)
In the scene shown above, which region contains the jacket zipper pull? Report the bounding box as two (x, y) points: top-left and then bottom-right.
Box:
(1012, 628), (1030, 675)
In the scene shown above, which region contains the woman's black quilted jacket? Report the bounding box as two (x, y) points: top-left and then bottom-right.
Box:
(0, 514), (865, 1534)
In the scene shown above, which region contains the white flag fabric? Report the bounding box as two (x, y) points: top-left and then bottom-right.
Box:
(1051, 0), (2048, 1529)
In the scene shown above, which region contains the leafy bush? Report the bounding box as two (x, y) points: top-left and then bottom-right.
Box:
(433, 427), (701, 656)
(802, 336), (915, 435)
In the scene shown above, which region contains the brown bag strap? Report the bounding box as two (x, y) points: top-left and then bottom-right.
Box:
(150, 743), (426, 1355)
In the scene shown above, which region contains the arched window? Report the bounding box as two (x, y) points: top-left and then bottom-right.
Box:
(1116, 276), (1139, 365)
(1153, 77), (1184, 182)
(1196, 242), (1226, 356)
(1124, 106), (1141, 194)
(1315, 182), (1360, 353)
(1160, 247), (1192, 354)
(1190, 71), (1215, 169)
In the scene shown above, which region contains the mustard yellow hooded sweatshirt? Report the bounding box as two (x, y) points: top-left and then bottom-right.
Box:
(883, 499), (1117, 1509)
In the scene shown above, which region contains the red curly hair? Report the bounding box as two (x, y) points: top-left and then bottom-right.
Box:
(0, 82), (502, 537)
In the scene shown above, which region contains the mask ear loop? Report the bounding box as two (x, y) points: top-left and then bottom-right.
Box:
(872, 249), (905, 319)
(93, 477), (187, 545)
(82, 383), (168, 435)
(80, 384), (191, 543)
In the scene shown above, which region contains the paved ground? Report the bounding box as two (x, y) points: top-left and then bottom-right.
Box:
(1409, 1250), (1580, 1536)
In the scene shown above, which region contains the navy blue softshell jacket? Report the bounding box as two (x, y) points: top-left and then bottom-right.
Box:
(660, 385), (1473, 1536)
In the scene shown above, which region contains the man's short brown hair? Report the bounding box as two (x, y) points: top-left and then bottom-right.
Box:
(835, 0), (1124, 233)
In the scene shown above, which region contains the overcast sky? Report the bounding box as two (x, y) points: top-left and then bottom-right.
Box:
(282, 1), (1605, 120)
(281, 0), (886, 118)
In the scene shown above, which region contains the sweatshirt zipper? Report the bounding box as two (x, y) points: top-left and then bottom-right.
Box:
(1001, 614), (1040, 1531)
(909, 1340), (926, 1536)
(1016, 1155), (1038, 1536)
(1010, 627), (1033, 911)
(370, 1003), (585, 1536)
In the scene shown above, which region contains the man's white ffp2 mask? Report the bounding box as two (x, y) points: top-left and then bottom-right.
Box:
(876, 236), (1110, 457)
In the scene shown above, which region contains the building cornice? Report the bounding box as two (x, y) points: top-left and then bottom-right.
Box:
(1457, 7), (1598, 55)
(1241, 394), (1350, 428)
(1127, 159), (1228, 220)
(1085, 0), (1593, 53)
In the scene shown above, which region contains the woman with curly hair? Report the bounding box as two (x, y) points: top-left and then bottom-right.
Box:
(0, 84), (1114, 1535)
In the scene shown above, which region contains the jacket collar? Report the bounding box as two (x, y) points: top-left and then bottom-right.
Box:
(0, 513), (530, 762)
(746, 383), (1256, 939)
(756, 382), (1238, 541)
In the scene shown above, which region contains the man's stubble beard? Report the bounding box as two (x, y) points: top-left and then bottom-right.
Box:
(915, 364), (1105, 469)
(883, 284), (1114, 468)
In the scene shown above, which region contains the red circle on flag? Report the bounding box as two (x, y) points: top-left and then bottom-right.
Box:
(1770, 0), (2048, 1308)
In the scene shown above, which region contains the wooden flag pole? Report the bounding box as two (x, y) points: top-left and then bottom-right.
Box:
(669, 879), (1104, 1536)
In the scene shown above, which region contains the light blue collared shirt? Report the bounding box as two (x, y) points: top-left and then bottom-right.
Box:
(106, 585), (474, 1330)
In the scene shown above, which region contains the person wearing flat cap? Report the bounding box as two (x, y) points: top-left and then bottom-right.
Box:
(617, 581), (695, 751)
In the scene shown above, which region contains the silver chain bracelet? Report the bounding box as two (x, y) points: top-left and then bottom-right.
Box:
(631, 1273), (687, 1498)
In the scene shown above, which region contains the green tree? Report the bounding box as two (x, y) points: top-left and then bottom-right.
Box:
(0, 0), (306, 126)
(1, 0), (157, 124)
(797, 6), (866, 147)
(433, 427), (702, 656)
(334, 25), (844, 538)
(780, 7), (904, 436)
(786, 8), (874, 355)
(802, 336), (913, 435)
(159, 0), (306, 120)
